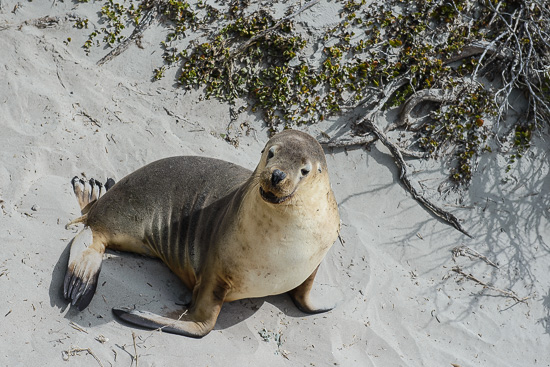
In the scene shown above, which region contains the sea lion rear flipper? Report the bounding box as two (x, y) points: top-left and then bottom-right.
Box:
(63, 227), (105, 311)
(113, 278), (230, 338)
(288, 265), (334, 314)
(104, 177), (116, 191)
(71, 176), (113, 215)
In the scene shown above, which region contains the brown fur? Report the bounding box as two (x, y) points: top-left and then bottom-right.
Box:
(63, 130), (340, 338)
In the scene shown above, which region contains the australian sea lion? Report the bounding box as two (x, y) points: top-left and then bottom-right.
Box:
(63, 129), (340, 338)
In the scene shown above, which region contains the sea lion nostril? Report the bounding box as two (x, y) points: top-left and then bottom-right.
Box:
(271, 169), (286, 186)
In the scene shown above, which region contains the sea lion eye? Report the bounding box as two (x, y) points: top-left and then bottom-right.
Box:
(301, 163), (312, 177)
(267, 147), (275, 160)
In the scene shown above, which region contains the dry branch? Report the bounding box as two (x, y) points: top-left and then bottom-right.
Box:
(344, 78), (474, 237)
(394, 87), (465, 131)
(483, 0), (550, 125)
(319, 75), (480, 226)
(318, 132), (376, 148)
(386, 82), (480, 133)
(97, 1), (160, 66)
(69, 321), (89, 334)
(452, 266), (529, 303)
(132, 332), (139, 367)
(62, 347), (104, 367)
(444, 38), (511, 65)
(452, 245), (499, 268)
(358, 112), (473, 238)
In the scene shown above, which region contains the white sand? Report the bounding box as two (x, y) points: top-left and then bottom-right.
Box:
(1, 1), (549, 366)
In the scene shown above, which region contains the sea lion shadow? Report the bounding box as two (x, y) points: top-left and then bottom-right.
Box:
(214, 298), (265, 330)
(47, 247), (266, 331)
(48, 239), (71, 312)
(49, 246), (328, 333)
(215, 293), (317, 332)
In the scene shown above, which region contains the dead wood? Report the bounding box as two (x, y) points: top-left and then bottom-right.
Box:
(357, 110), (474, 238)
(97, 1), (160, 66)
(452, 266), (529, 303)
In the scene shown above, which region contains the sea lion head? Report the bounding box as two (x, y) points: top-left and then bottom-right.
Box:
(255, 130), (328, 205)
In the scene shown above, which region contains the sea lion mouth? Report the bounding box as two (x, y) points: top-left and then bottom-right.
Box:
(259, 187), (293, 204)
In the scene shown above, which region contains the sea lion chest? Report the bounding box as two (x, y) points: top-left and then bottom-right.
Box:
(221, 187), (339, 301)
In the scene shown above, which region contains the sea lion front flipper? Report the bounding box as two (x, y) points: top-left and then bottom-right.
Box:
(111, 308), (214, 338)
(113, 277), (230, 338)
(63, 227), (105, 311)
(288, 265), (334, 314)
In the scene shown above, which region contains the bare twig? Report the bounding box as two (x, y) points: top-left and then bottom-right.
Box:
(62, 347), (104, 367)
(163, 107), (190, 124)
(69, 321), (89, 334)
(452, 266), (529, 303)
(318, 132), (376, 148)
(132, 332), (139, 367)
(78, 110), (102, 127)
(452, 245), (499, 268)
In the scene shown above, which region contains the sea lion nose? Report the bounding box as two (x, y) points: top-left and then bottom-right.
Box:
(271, 169), (286, 186)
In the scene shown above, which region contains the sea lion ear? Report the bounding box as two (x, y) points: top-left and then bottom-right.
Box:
(261, 148), (265, 153)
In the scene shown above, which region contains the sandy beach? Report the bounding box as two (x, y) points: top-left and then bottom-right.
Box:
(1, 1), (549, 366)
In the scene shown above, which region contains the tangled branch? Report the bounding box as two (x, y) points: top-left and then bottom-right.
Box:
(480, 0), (550, 126)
